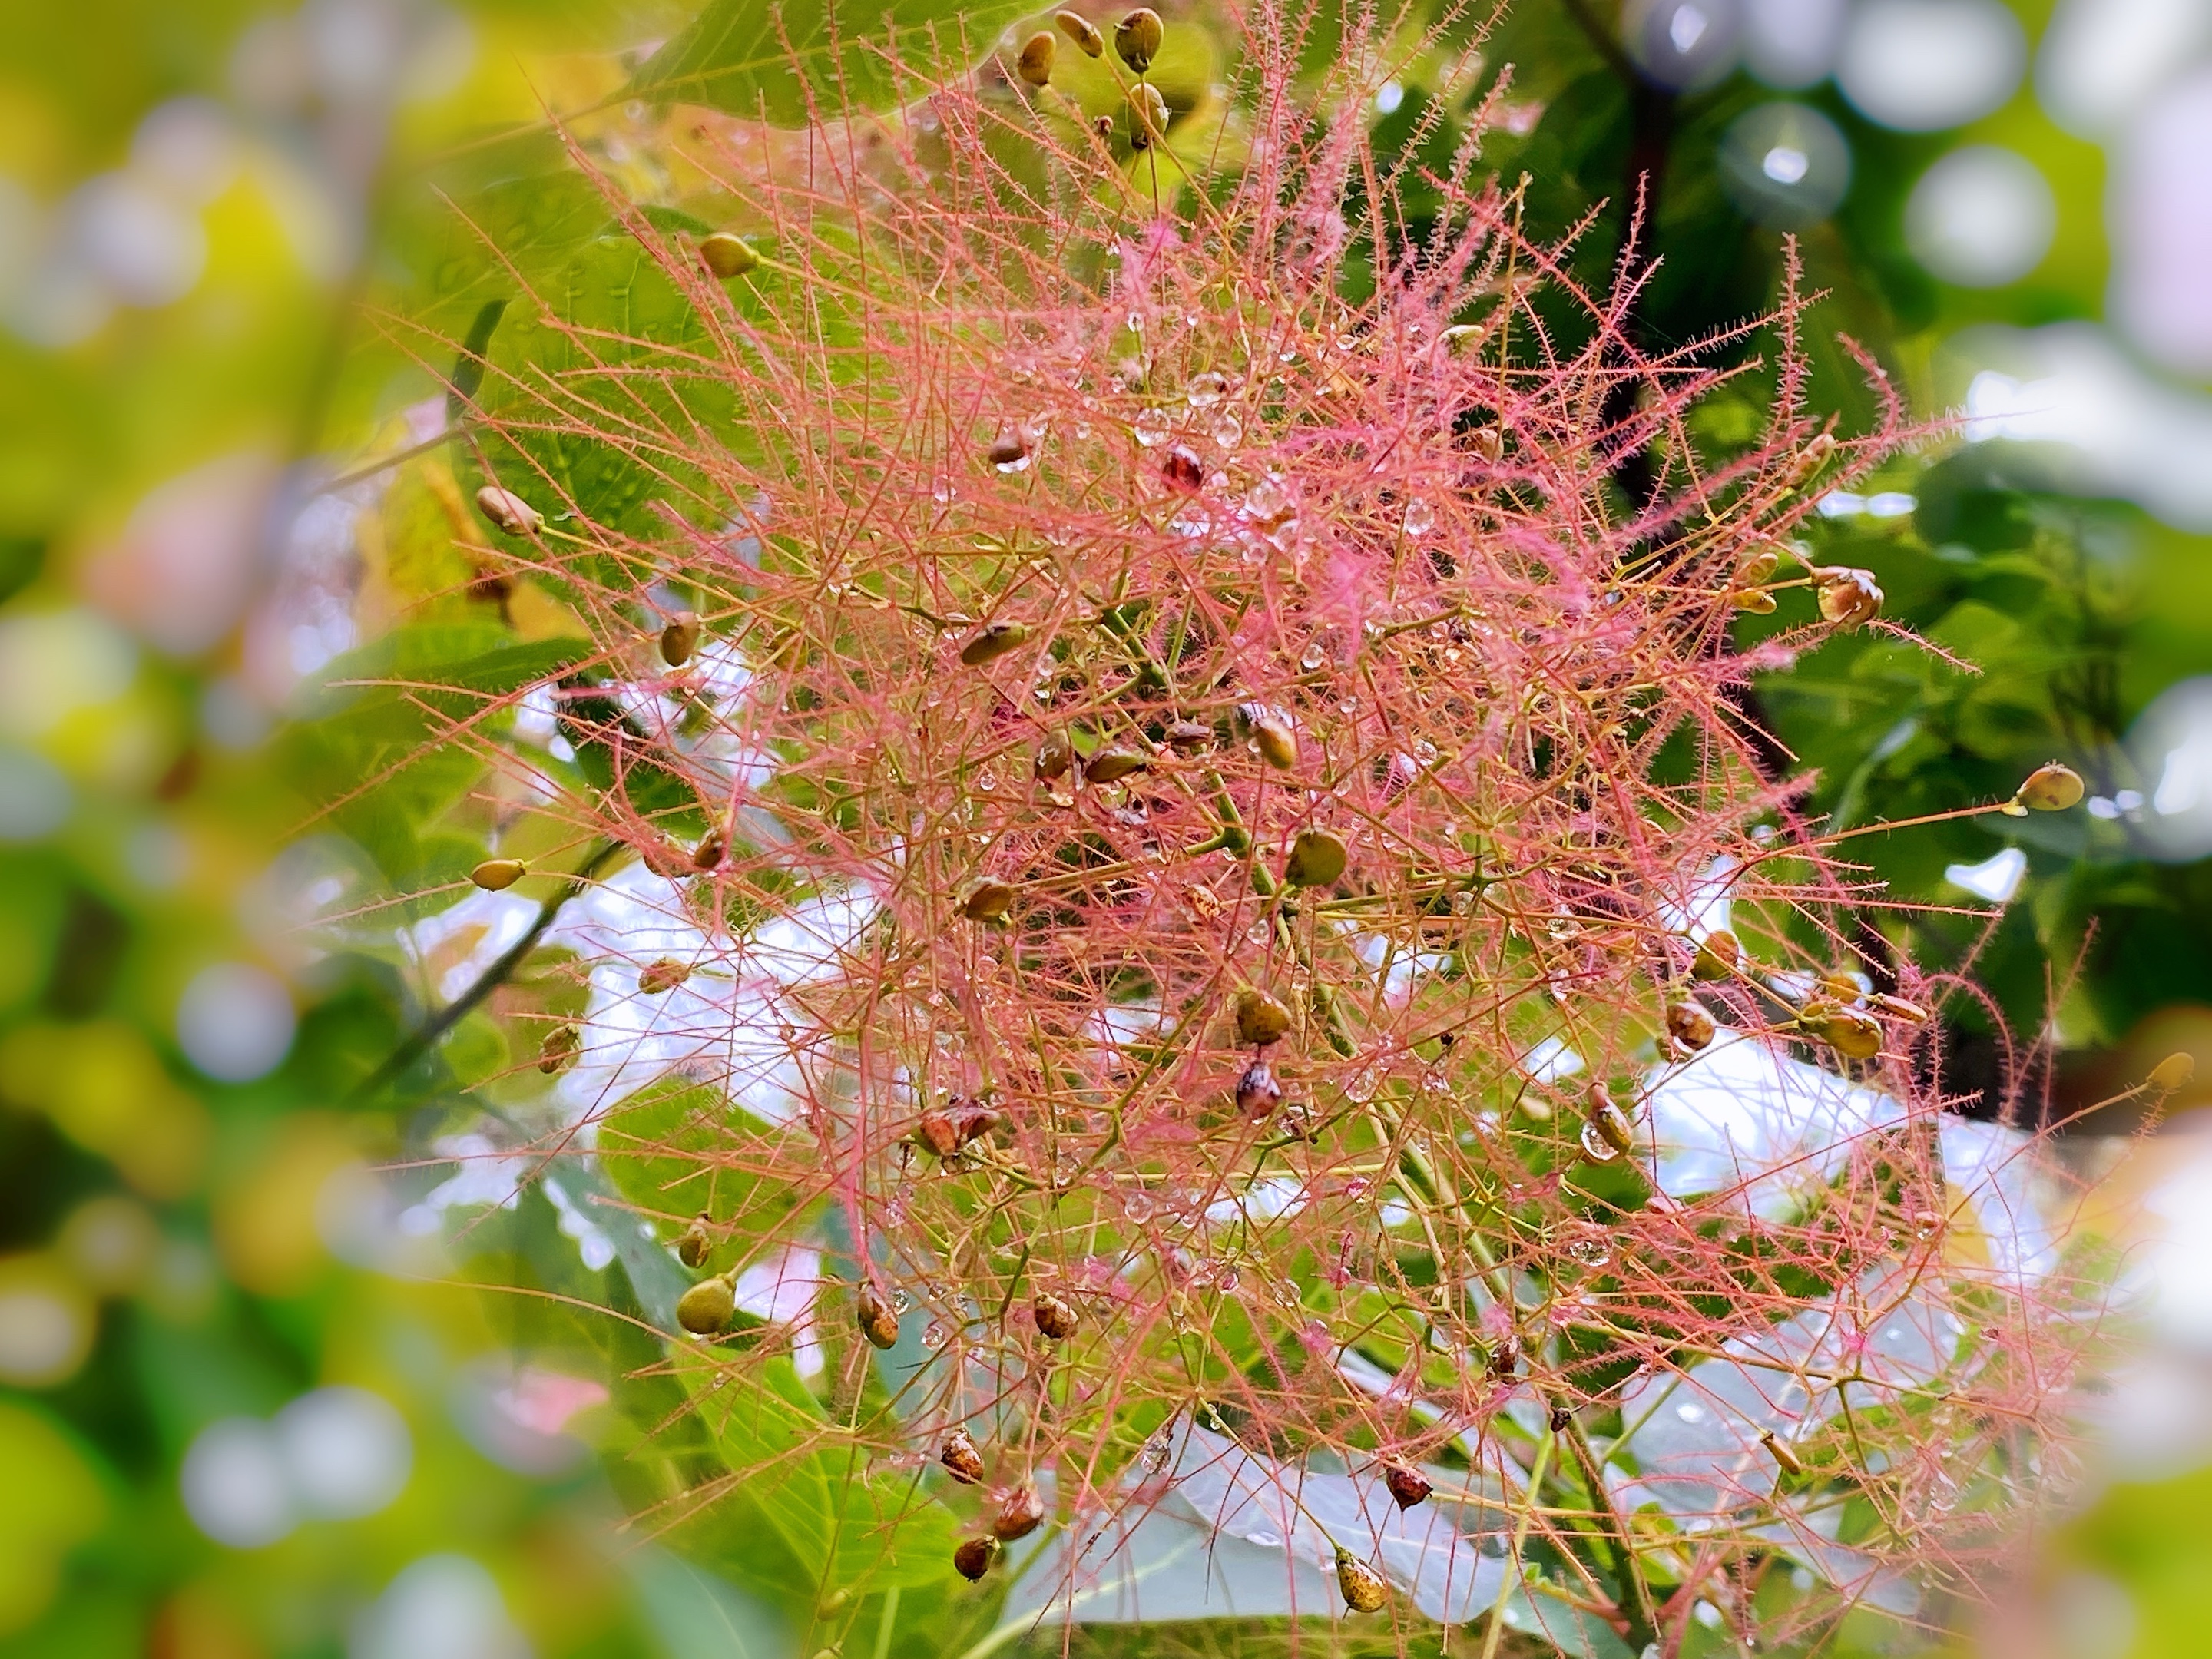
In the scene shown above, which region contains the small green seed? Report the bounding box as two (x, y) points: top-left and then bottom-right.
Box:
(676, 1274), (734, 1334)
(1283, 829), (1347, 889)
(1016, 29), (1055, 85)
(1235, 988), (1292, 1047)
(960, 878), (1018, 922)
(2015, 762), (2085, 812)
(1055, 10), (1104, 55)
(660, 611), (700, 667)
(471, 858), (527, 891)
(1114, 6), (1163, 71)
(961, 619), (1031, 666)
(699, 233), (759, 278)
(1084, 746), (1147, 785)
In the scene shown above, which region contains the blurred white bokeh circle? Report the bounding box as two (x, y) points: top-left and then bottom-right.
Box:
(180, 1417), (296, 1548)
(1906, 145), (2056, 286)
(1626, 0), (1745, 91)
(2109, 68), (2212, 374)
(1742, 0), (1848, 87)
(352, 1555), (532, 1659)
(276, 1386), (412, 1518)
(177, 962), (296, 1081)
(1720, 102), (1853, 227)
(1839, 0), (2027, 130)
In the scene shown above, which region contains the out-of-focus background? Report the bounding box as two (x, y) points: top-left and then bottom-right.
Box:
(5, 0), (2212, 1654)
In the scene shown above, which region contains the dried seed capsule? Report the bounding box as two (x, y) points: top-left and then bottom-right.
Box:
(675, 1213), (713, 1268)
(1092, 113), (1116, 138)
(675, 1273), (734, 1335)
(699, 232), (759, 278)
(1016, 29), (1055, 85)
(1867, 992), (1929, 1023)
(2150, 1051), (2197, 1091)
(1114, 6), (1163, 71)
(1127, 81), (1169, 149)
(961, 618), (1031, 666)
(659, 611), (700, 667)
(1283, 828), (1347, 889)
(1384, 1465), (1431, 1509)
(1034, 731), (1075, 780)
(986, 428), (1031, 470)
(538, 1023), (580, 1074)
(1488, 1329), (1522, 1379)
(1730, 589), (1778, 614)
(1055, 9), (1104, 55)
(471, 857), (527, 890)
(1234, 701), (1297, 770)
(1785, 432), (1836, 488)
(1734, 545), (1780, 585)
(639, 958), (691, 995)
(959, 878), (1018, 922)
(992, 1484), (1048, 1541)
(1235, 988), (1292, 1047)
(1160, 442), (1202, 490)
(475, 485), (541, 535)
(1813, 1004), (1883, 1060)
(916, 1109), (962, 1159)
(691, 826), (727, 871)
(1235, 1058), (1282, 1118)
(1031, 1291), (1078, 1341)
(1084, 746), (1147, 785)
(1816, 568), (1883, 628)
(941, 1428), (986, 1484)
(1163, 719), (1212, 753)
(2015, 762), (2085, 812)
(953, 1537), (998, 1580)
(856, 1285), (901, 1349)
(1585, 1084), (1636, 1155)
(1690, 929), (1741, 981)
(1549, 1404), (1573, 1433)
(1335, 1547), (1388, 1613)
(1760, 1429), (1804, 1477)
(949, 1098), (1005, 1147)
(1665, 999), (1717, 1051)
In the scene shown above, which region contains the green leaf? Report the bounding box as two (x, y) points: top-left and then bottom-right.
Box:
(631, 0), (1035, 124)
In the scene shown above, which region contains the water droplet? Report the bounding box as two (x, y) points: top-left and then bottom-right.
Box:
(1566, 1233), (1612, 1268)
(1337, 697), (1359, 714)
(1579, 1119), (1622, 1163)
(891, 1288), (913, 1313)
(1218, 1267), (1238, 1292)
(976, 769), (998, 793)
(1123, 1190), (1155, 1224)
(1413, 738), (1439, 767)
(1134, 407), (1171, 448)
(922, 1321), (947, 1349)
(1300, 643), (1326, 671)
(1211, 412), (1243, 449)
(1344, 1067), (1379, 1103)
(1403, 498), (1435, 536)
(1674, 1402), (1707, 1422)
(1126, 310), (1145, 334)
(1187, 371), (1229, 408)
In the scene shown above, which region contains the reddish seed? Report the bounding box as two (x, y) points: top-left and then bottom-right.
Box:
(941, 1428), (985, 1484)
(953, 1537), (997, 1580)
(1032, 1291), (1078, 1341)
(992, 1484), (1048, 1541)
(1161, 445), (1203, 491)
(856, 1286), (901, 1349)
(1236, 1058), (1282, 1118)
(1385, 1465), (1431, 1508)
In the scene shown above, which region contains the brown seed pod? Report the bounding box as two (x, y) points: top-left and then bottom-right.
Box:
(1867, 992), (1929, 1024)
(1235, 988), (1293, 1047)
(961, 618), (1031, 666)
(1114, 6), (1163, 71)
(1690, 929), (1741, 982)
(1585, 1085), (1636, 1155)
(1127, 81), (1169, 149)
(1665, 999), (1717, 1051)
(2150, 1051), (2197, 1091)
(675, 1213), (713, 1269)
(1182, 881), (1221, 920)
(471, 857), (527, 891)
(986, 429), (1031, 470)
(659, 611), (700, 667)
(690, 826), (727, 871)
(992, 1484), (1048, 1541)
(1159, 442), (1202, 490)
(1730, 588), (1779, 614)
(949, 1098), (1005, 1147)
(1786, 432), (1836, 488)
(1055, 9), (1104, 55)
(916, 1109), (962, 1159)
(1812, 1004), (1883, 1060)
(1735, 545), (1780, 585)
(856, 1285), (901, 1349)
(1031, 1291), (1078, 1341)
(474, 485), (541, 535)
(698, 233), (760, 278)
(1163, 719), (1212, 753)
(675, 1273), (734, 1335)
(639, 958), (691, 995)
(1384, 1465), (1431, 1509)
(1549, 1404), (1574, 1433)
(1760, 1429), (1804, 1477)
(538, 1023), (580, 1074)
(1234, 701), (1297, 770)
(1816, 568), (1883, 628)
(959, 878), (1018, 922)
(1488, 1328), (1522, 1379)
(952, 1537), (998, 1580)
(1092, 113), (1116, 138)
(1016, 29), (1055, 84)
(1236, 1058), (1283, 1118)
(1283, 828), (1347, 889)
(1334, 1548), (1388, 1613)
(1034, 731), (1075, 780)
(2015, 762), (2085, 812)
(940, 1428), (986, 1484)
(1084, 746), (1147, 785)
